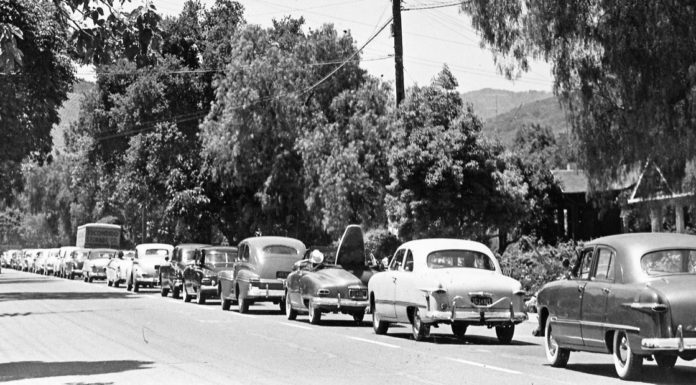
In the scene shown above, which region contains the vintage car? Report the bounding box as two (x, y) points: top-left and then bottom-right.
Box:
(219, 236), (306, 313)
(82, 248), (117, 282)
(182, 246), (237, 304)
(64, 248), (89, 279)
(33, 249), (48, 274)
(125, 243), (173, 292)
(160, 243), (209, 298)
(45, 248), (60, 276)
(57, 246), (79, 278)
(106, 250), (134, 287)
(285, 225), (373, 324)
(535, 232), (696, 380)
(369, 239), (526, 342)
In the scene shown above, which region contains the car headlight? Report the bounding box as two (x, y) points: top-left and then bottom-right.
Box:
(210, 278), (216, 286)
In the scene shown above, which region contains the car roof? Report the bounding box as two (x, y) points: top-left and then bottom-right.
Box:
(397, 238), (500, 272)
(587, 232), (696, 255)
(135, 243), (174, 251)
(240, 236), (305, 250)
(201, 245), (238, 251)
(174, 243), (210, 250)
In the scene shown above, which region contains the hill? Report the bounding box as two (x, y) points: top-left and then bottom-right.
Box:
(461, 88), (552, 120)
(51, 80), (94, 152)
(483, 96), (571, 146)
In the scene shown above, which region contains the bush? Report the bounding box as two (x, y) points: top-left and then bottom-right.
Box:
(364, 227), (400, 261)
(498, 236), (579, 295)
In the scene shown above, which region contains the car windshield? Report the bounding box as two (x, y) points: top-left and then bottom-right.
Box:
(181, 249), (196, 262)
(73, 251), (88, 260)
(263, 245), (298, 255)
(427, 249), (495, 271)
(641, 249), (696, 275)
(141, 249), (169, 259)
(205, 249), (237, 264)
(90, 251), (116, 259)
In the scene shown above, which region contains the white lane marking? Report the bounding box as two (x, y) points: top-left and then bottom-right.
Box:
(446, 357), (521, 374)
(280, 322), (313, 330)
(347, 336), (400, 349)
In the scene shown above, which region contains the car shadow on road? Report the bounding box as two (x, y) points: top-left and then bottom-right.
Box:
(0, 360), (153, 382)
(386, 332), (538, 346)
(293, 319), (372, 327)
(0, 292), (140, 302)
(231, 309), (285, 316)
(0, 278), (62, 285)
(562, 363), (696, 384)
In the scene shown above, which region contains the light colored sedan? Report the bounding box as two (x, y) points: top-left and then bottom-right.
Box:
(126, 243), (173, 292)
(106, 250), (134, 288)
(368, 238), (527, 342)
(82, 249), (117, 282)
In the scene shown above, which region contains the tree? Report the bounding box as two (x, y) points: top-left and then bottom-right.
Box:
(0, 0), (74, 203)
(462, 1), (696, 188)
(386, 67), (530, 243)
(298, 78), (392, 236)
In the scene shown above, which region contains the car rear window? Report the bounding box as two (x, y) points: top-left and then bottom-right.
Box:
(641, 249), (696, 275)
(427, 249), (495, 271)
(263, 245), (298, 255)
(205, 249), (237, 264)
(90, 251), (116, 259)
(143, 249), (169, 258)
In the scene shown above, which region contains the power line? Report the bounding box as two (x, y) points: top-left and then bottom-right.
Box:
(402, 1), (465, 11)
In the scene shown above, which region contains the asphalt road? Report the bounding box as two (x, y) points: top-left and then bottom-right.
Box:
(1, 269), (695, 385)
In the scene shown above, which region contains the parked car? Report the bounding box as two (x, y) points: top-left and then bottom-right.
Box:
(219, 236), (306, 313)
(182, 246), (237, 305)
(160, 243), (209, 298)
(33, 249), (48, 274)
(21, 249), (35, 272)
(106, 250), (133, 287)
(285, 225), (374, 324)
(126, 243), (173, 292)
(45, 248), (60, 276)
(369, 238), (527, 342)
(535, 232), (696, 380)
(82, 248), (117, 282)
(64, 248), (89, 279)
(57, 246), (79, 278)
(8, 249), (22, 270)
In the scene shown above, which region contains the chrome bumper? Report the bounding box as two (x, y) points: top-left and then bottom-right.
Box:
(424, 295), (527, 324)
(136, 276), (158, 284)
(199, 284), (217, 294)
(247, 287), (284, 299)
(311, 296), (368, 309)
(642, 325), (696, 352)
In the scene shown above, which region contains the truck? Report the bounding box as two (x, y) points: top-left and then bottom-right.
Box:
(76, 223), (122, 249)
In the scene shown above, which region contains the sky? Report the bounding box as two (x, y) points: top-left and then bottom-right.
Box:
(77, 0), (554, 93)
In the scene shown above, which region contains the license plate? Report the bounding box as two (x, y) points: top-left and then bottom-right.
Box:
(471, 296), (492, 306)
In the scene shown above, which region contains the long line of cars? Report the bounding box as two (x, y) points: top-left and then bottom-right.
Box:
(3, 228), (696, 380)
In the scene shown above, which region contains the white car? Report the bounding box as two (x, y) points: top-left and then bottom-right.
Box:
(45, 248), (60, 276)
(106, 250), (134, 287)
(82, 248), (117, 282)
(368, 238), (527, 342)
(126, 243), (173, 292)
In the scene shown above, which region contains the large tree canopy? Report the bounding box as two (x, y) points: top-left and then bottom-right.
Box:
(463, 1), (696, 189)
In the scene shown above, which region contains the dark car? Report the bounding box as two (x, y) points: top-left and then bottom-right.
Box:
(160, 243), (209, 298)
(182, 246), (238, 305)
(535, 232), (696, 380)
(219, 236), (306, 313)
(285, 225), (375, 324)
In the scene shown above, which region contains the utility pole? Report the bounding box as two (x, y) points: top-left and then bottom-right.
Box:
(392, 0), (405, 105)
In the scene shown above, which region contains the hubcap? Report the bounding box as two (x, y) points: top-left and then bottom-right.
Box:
(547, 328), (558, 356)
(619, 334), (629, 364)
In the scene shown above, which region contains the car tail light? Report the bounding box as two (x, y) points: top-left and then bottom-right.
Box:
(317, 289), (330, 296)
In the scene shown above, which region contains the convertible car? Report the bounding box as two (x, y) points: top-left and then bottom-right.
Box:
(160, 243), (209, 298)
(535, 232), (696, 380)
(368, 239), (527, 342)
(219, 236), (305, 313)
(182, 246), (237, 304)
(285, 225), (373, 324)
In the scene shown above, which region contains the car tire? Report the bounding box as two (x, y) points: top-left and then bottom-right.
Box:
(278, 297), (286, 314)
(411, 308), (430, 341)
(451, 322), (467, 339)
(352, 312), (365, 323)
(172, 285), (180, 299)
(107, 279), (113, 287)
(88, 276), (94, 283)
(160, 285), (169, 297)
(196, 289), (206, 305)
(221, 290), (231, 311)
(654, 354), (678, 369)
(613, 330), (643, 380)
(183, 284), (192, 303)
(285, 293), (297, 320)
(238, 295), (249, 314)
(83, 274), (88, 282)
(308, 300), (321, 325)
(114, 279), (120, 288)
(544, 321), (570, 367)
(495, 324), (515, 344)
(372, 303), (389, 335)
(133, 282), (140, 293)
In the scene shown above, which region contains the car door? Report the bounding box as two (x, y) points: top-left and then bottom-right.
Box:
(287, 252), (308, 305)
(380, 249), (405, 319)
(393, 249), (415, 321)
(580, 246), (615, 350)
(552, 247), (594, 346)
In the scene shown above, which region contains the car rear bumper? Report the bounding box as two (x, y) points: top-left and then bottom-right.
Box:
(136, 277), (158, 284)
(642, 326), (696, 352)
(247, 287), (284, 301)
(311, 297), (368, 311)
(424, 295), (527, 324)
